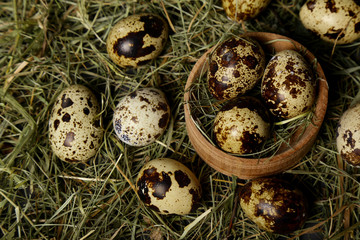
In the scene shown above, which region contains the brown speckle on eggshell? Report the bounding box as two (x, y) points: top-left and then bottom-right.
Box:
(213, 96), (271, 154)
(222, 0), (272, 21)
(113, 88), (170, 146)
(300, 0), (360, 44)
(207, 36), (266, 100)
(106, 13), (169, 68)
(136, 158), (201, 215)
(49, 85), (103, 163)
(239, 178), (308, 234)
(336, 102), (360, 166)
(261, 49), (316, 119)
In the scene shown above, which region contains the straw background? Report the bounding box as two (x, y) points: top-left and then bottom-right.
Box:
(1, 0), (360, 239)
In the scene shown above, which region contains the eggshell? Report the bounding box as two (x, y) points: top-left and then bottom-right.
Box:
(261, 49), (316, 119)
(299, 0), (360, 44)
(239, 178), (308, 234)
(207, 36), (266, 100)
(222, 0), (272, 21)
(336, 102), (360, 166)
(49, 85), (103, 163)
(113, 88), (170, 146)
(213, 96), (271, 154)
(106, 13), (169, 68)
(136, 158), (201, 215)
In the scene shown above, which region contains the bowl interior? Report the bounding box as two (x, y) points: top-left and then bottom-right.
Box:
(184, 32), (328, 179)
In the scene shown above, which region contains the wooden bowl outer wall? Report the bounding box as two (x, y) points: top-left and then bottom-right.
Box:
(184, 32), (329, 180)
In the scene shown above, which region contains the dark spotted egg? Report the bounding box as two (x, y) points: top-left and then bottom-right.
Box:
(239, 178), (308, 234)
(136, 158), (201, 215)
(261, 50), (316, 119)
(207, 36), (266, 100)
(336, 102), (360, 166)
(222, 0), (272, 21)
(213, 96), (271, 154)
(49, 85), (103, 163)
(113, 88), (170, 146)
(300, 0), (360, 44)
(106, 13), (169, 68)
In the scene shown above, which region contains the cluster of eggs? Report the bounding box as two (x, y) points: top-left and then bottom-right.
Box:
(49, 86), (201, 215)
(204, 36), (313, 233)
(214, 0), (359, 234)
(48, 13), (201, 216)
(301, 0), (360, 167)
(47, 0), (360, 233)
(49, 12), (171, 162)
(301, 0), (360, 166)
(208, 36), (317, 155)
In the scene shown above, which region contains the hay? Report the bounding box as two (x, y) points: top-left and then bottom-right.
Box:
(1, 0), (359, 239)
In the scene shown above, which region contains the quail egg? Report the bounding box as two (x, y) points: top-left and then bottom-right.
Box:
(222, 0), (272, 21)
(113, 88), (170, 146)
(49, 85), (103, 163)
(261, 49), (316, 119)
(136, 158), (201, 215)
(336, 102), (360, 166)
(213, 96), (271, 154)
(239, 178), (308, 234)
(106, 13), (169, 68)
(299, 0), (360, 44)
(207, 36), (266, 100)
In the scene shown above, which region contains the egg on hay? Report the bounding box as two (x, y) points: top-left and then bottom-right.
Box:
(207, 36), (266, 100)
(261, 49), (317, 119)
(136, 158), (201, 215)
(239, 178), (308, 234)
(213, 96), (271, 155)
(299, 0), (360, 44)
(222, 0), (272, 22)
(336, 102), (360, 166)
(48, 85), (103, 163)
(106, 13), (169, 68)
(113, 88), (170, 147)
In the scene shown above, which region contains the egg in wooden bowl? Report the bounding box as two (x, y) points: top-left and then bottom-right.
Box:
(184, 32), (328, 180)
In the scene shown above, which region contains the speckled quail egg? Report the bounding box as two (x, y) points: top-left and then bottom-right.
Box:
(222, 0), (272, 21)
(261, 50), (316, 119)
(239, 178), (308, 234)
(136, 158), (201, 215)
(207, 36), (266, 100)
(300, 0), (360, 44)
(49, 85), (103, 163)
(213, 96), (271, 154)
(336, 102), (360, 166)
(113, 88), (170, 146)
(106, 13), (169, 68)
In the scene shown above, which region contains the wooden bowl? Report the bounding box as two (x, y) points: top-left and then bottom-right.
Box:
(184, 32), (328, 180)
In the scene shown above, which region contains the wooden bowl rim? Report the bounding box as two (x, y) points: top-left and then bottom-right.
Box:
(184, 32), (329, 179)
